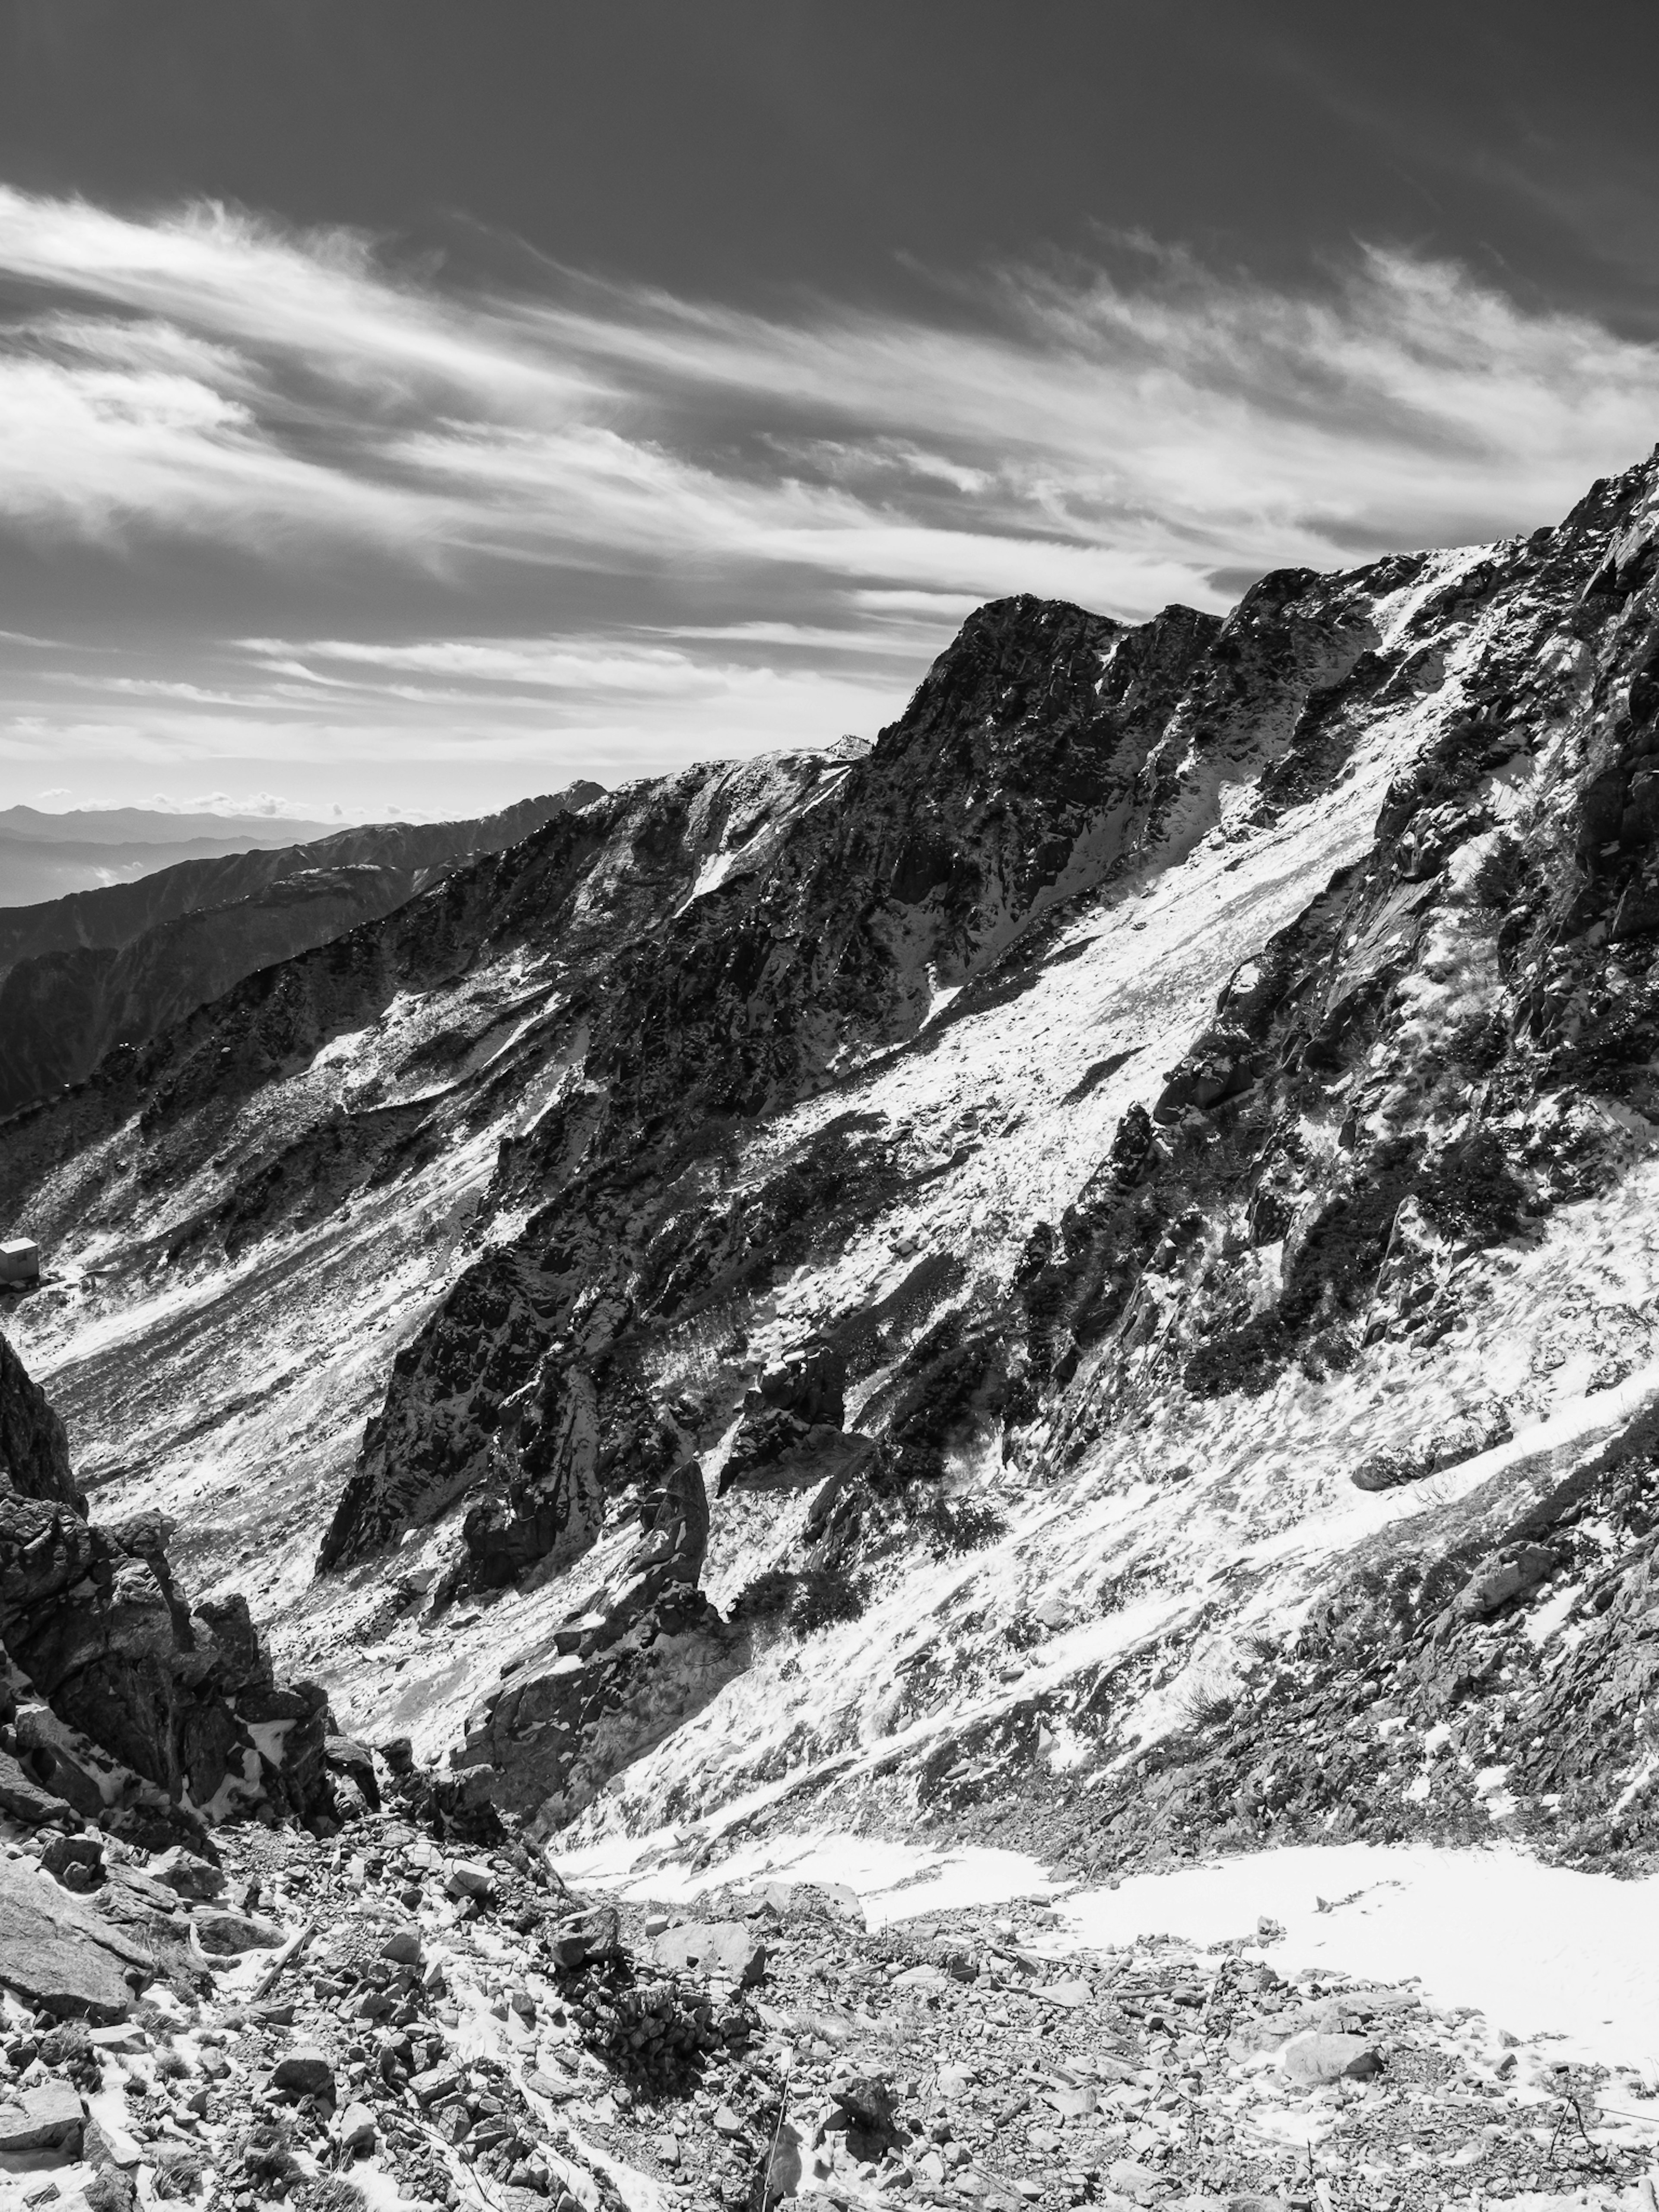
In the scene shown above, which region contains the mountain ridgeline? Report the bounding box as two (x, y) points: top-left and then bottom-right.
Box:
(8, 454), (1659, 1878)
(0, 787), (601, 1114)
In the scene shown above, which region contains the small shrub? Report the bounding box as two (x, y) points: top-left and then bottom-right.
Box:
(914, 1494), (1007, 1557)
(154, 2049), (191, 2082)
(731, 1564), (870, 1637)
(231, 2119), (302, 2193)
(150, 2146), (210, 2202)
(307, 2182), (367, 2212)
(38, 2020), (100, 2093)
(787, 1567), (869, 1638)
(730, 1567), (797, 1624)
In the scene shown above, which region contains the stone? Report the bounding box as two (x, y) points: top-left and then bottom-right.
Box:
(325, 1735), (381, 1813)
(411, 2064), (466, 2108)
(0, 2081), (85, 2155)
(41, 1834), (103, 1889)
(336, 2101), (377, 2153)
(712, 2104), (743, 2136)
(1453, 1546), (1561, 1621)
(1045, 2084), (1099, 2118)
(149, 1848), (223, 1901)
(524, 2069), (579, 2104)
(99, 1865), (183, 1930)
(381, 1927), (422, 1965)
(191, 1908), (280, 1955)
(652, 1919), (766, 1986)
(833, 2075), (896, 2133)
(0, 1751), (76, 1829)
(0, 1854), (147, 2018)
(1105, 2162), (1164, 2206)
(652, 2133), (680, 2166)
(445, 1861), (494, 1900)
(270, 2047), (336, 2101)
(81, 2114), (143, 2171)
(545, 1904), (619, 1970)
(1279, 2031), (1383, 2086)
(1033, 1976), (1092, 2008)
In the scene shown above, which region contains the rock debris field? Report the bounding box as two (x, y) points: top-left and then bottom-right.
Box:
(5, 1800), (1659, 2212)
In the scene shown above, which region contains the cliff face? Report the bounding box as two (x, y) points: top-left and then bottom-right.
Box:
(8, 454), (1659, 1873)
(0, 787), (602, 1114)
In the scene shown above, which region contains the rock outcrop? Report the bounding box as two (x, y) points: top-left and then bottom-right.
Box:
(0, 1333), (334, 1838)
(452, 1458), (742, 1835)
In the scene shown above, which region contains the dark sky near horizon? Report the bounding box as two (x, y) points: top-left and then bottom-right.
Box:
(2, 0), (1658, 820)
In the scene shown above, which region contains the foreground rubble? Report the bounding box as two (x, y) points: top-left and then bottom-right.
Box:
(5, 1783), (1659, 2212)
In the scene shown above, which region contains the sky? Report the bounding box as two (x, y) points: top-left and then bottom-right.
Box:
(3, 0), (1659, 822)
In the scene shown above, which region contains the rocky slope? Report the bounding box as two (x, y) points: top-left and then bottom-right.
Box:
(0, 790), (602, 1115)
(8, 1797), (1656, 2212)
(8, 447), (1659, 1939)
(0, 796), (603, 979)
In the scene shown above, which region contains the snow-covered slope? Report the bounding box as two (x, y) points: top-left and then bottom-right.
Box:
(10, 451), (1659, 1886)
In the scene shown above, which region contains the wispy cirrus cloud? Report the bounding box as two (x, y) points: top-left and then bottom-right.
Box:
(1, 182), (1658, 810)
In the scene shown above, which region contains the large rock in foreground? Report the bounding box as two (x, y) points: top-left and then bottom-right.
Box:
(0, 1853), (149, 2018)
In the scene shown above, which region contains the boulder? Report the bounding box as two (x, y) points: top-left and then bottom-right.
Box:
(324, 1735), (381, 1813)
(651, 1919), (766, 1986)
(271, 2047), (336, 2101)
(41, 1834), (103, 1890)
(1453, 1545), (1560, 1621)
(1280, 2031), (1383, 2086)
(749, 1340), (847, 1430)
(335, 2101), (376, 2154)
(832, 2075), (896, 2134)
(149, 1847), (223, 1901)
(410, 2063), (465, 2109)
(0, 1749), (76, 1828)
(546, 1904), (620, 1971)
(0, 1854), (147, 2018)
(100, 1864), (184, 1927)
(0, 2079), (84, 2154)
(191, 1908), (281, 1956)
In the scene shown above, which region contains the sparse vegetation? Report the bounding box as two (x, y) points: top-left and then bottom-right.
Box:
(731, 1563), (869, 1637)
(914, 1492), (1007, 1556)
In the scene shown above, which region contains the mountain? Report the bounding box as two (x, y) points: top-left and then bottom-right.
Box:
(0, 788), (604, 1113)
(0, 803), (348, 906)
(6, 450), (1659, 1923)
(0, 804), (348, 845)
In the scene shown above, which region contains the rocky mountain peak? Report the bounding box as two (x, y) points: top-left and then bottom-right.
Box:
(10, 454), (1659, 2202)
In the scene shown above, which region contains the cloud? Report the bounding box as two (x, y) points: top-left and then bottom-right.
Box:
(2, 184), (1659, 801)
(0, 187), (1656, 606)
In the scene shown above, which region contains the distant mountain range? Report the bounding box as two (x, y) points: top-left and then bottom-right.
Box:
(0, 786), (603, 1113)
(0, 803), (348, 906)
